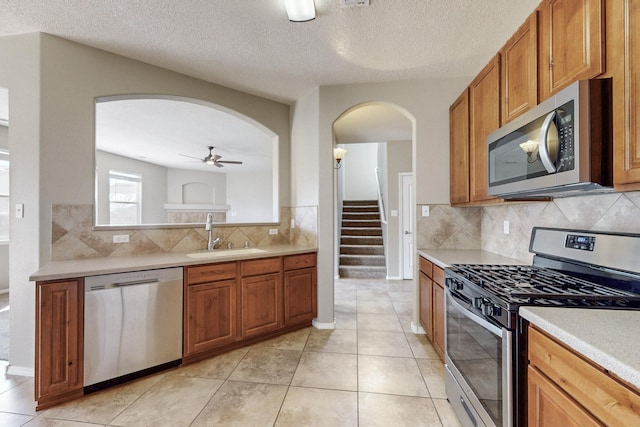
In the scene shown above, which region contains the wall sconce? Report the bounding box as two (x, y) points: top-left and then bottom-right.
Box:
(519, 139), (539, 163)
(284, 0), (316, 22)
(334, 147), (347, 169)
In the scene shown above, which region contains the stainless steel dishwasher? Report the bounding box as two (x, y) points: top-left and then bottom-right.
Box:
(84, 267), (183, 392)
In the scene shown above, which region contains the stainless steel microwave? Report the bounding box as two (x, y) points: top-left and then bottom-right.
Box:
(487, 78), (612, 198)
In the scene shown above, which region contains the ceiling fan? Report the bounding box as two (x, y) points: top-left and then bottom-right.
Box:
(180, 146), (243, 168)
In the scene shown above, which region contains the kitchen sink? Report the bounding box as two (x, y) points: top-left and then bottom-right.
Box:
(186, 247), (267, 259)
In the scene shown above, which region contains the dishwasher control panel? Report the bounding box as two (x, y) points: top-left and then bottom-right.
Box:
(85, 267), (184, 291)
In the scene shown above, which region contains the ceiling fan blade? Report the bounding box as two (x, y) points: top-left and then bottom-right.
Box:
(213, 162), (224, 168)
(179, 153), (204, 161)
(217, 160), (243, 164)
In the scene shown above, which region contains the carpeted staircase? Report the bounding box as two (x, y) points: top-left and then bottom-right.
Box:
(339, 200), (386, 278)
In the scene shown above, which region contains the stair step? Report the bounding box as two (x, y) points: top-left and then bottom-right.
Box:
(342, 212), (380, 220)
(341, 227), (382, 237)
(339, 254), (385, 266)
(340, 236), (383, 245)
(342, 220), (382, 228)
(339, 265), (386, 279)
(340, 245), (384, 255)
(343, 200), (378, 206)
(343, 206), (379, 213)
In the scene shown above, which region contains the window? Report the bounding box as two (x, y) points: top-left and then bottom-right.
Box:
(109, 171), (141, 225)
(0, 150), (8, 242)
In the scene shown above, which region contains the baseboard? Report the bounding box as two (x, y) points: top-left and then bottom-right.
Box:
(410, 321), (425, 335)
(312, 318), (336, 330)
(7, 365), (34, 377)
(386, 275), (402, 280)
(0, 288), (8, 295)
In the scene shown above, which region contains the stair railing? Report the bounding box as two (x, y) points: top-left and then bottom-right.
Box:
(375, 167), (387, 224)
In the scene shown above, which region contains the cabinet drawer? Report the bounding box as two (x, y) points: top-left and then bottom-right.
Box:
(419, 257), (433, 277)
(432, 265), (445, 286)
(186, 262), (237, 284)
(284, 253), (316, 271)
(241, 257), (281, 277)
(528, 326), (640, 426)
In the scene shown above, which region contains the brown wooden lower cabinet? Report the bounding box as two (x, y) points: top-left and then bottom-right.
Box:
(35, 278), (84, 410)
(284, 267), (317, 326)
(241, 272), (282, 338)
(418, 256), (445, 361)
(528, 325), (640, 426)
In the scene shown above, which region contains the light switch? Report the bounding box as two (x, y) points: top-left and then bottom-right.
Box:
(113, 234), (129, 243)
(15, 204), (24, 218)
(421, 206), (430, 217)
(269, 229), (278, 235)
(391, 210), (398, 217)
(503, 220), (510, 235)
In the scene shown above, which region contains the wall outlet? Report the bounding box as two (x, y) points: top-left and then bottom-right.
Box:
(269, 229), (278, 235)
(422, 206), (430, 217)
(15, 203), (24, 219)
(503, 220), (510, 235)
(113, 234), (130, 243)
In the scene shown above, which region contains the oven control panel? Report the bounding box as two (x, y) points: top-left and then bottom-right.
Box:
(565, 234), (596, 251)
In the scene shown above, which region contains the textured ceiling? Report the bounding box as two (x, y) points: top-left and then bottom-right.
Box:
(0, 0), (541, 104)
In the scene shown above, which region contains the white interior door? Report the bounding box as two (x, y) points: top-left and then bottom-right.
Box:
(400, 173), (413, 279)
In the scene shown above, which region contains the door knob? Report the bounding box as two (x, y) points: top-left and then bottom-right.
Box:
(404, 231), (412, 235)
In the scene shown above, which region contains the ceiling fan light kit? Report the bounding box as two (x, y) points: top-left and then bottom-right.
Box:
(284, 0), (316, 22)
(180, 146), (243, 168)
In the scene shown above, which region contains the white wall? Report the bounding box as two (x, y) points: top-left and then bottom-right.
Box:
(343, 142), (379, 200)
(226, 172), (273, 223)
(0, 125), (8, 291)
(167, 168), (227, 205)
(0, 33), (291, 373)
(96, 151), (168, 224)
(385, 140), (412, 279)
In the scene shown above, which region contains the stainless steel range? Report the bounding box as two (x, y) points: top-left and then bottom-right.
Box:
(444, 227), (640, 427)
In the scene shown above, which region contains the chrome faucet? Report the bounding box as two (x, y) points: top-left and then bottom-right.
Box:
(205, 212), (221, 250)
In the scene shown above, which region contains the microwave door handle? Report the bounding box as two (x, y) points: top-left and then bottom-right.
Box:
(539, 111), (557, 173)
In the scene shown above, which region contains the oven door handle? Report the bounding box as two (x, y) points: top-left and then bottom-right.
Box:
(447, 290), (502, 337)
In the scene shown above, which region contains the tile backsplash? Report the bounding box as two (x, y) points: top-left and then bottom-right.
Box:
(418, 191), (640, 263)
(51, 204), (317, 261)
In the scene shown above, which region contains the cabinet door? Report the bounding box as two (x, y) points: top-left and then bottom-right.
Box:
(433, 282), (445, 361)
(242, 273), (282, 338)
(614, 0), (640, 187)
(528, 366), (602, 427)
(418, 272), (434, 342)
(184, 279), (238, 356)
(36, 279), (84, 407)
(469, 54), (501, 203)
(449, 88), (470, 205)
(539, 0), (604, 100)
(502, 12), (539, 123)
(284, 267), (317, 326)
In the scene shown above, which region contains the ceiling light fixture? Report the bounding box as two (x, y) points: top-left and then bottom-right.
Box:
(284, 0), (316, 22)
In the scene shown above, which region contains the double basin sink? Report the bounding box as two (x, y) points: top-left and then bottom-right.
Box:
(186, 247), (267, 259)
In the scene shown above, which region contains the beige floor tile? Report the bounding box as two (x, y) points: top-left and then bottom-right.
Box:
(334, 312), (357, 330)
(356, 299), (396, 314)
(334, 281), (357, 292)
(109, 376), (223, 427)
(0, 379), (36, 416)
(358, 392), (442, 427)
(275, 387), (357, 427)
(356, 313), (403, 332)
(358, 355), (429, 397)
(406, 332), (441, 359)
(357, 330), (413, 357)
(354, 281), (387, 292)
(388, 290), (414, 301)
(40, 373), (164, 425)
(335, 289), (356, 302)
(417, 358), (447, 399)
(335, 299), (357, 313)
(0, 368), (32, 395)
(397, 314), (415, 333)
(305, 329), (357, 354)
(24, 418), (104, 427)
(356, 290), (389, 301)
(175, 346), (250, 380)
(392, 300), (413, 315)
(0, 412), (33, 427)
(385, 281), (414, 293)
(291, 352), (357, 391)
(433, 398), (463, 427)
(251, 327), (311, 351)
(190, 381), (287, 427)
(228, 348), (301, 385)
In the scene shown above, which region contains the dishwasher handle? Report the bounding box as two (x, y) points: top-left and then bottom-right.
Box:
(112, 279), (160, 288)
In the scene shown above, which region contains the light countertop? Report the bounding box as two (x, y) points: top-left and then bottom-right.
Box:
(417, 248), (524, 269)
(520, 306), (640, 390)
(30, 245), (317, 282)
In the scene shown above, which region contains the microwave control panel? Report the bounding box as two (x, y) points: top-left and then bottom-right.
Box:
(556, 102), (575, 172)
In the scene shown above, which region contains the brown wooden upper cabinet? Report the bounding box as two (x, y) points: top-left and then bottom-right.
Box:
(539, 0), (605, 100)
(501, 12), (539, 123)
(449, 89), (470, 205)
(613, 0), (640, 188)
(469, 54), (502, 203)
